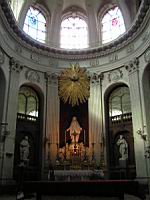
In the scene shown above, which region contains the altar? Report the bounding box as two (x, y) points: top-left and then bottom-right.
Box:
(48, 169), (104, 181)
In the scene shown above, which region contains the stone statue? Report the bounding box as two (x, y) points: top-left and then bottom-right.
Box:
(20, 136), (30, 164)
(66, 116), (82, 143)
(117, 135), (128, 160)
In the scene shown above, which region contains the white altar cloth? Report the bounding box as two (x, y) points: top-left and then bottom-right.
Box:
(49, 170), (104, 181)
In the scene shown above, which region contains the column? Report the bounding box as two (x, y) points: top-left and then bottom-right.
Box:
(88, 73), (102, 165)
(125, 58), (147, 178)
(86, 0), (99, 47)
(49, 0), (63, 47)
(46, 72), (59, 163)
(116, 0), (132, 29)
(1, 57), (23, 183)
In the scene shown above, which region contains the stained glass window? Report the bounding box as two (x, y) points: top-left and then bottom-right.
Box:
(18, 86), (39, 117)
(23, 6), (46, 43)
(109, 87), (131, 117)
(60, 16), (88, 49)
(102, 7), (125, 44)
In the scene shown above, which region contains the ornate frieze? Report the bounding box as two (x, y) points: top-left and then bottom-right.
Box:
(125, 58), (139, 74)
(108, 69), (123, 82)
(144, 48), (150, 63)
(9, 57), (23, 73)
(142, 31), (150, 42)
(49, 59), (59, 68)
(0, 47), (5, 64)
(90, 59), (99, 67)
(15, 44), (22, 54)
(30, 53), (39, 63)
(109, 53), (118, 63)
(25, 69), (40, 83)
(126, 44), (134, 54)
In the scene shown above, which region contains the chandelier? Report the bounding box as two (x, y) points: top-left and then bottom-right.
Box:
(58, 64), (90, 106)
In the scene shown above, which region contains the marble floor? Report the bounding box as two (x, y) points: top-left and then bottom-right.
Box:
(1, 194), (150, 200)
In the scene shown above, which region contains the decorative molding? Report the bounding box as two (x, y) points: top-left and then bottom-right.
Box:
(144, 48), (150, 63)
(25, 70), (40, 83)
(88, 72), (103, 84)
(109, 53), (118, 63)
(142, 31), (150, 42)
(15, 44), (22, 54)
(46, 72), (59, 84)
(0, 0), (149, 60)
(126, 44), (134, 54)
(108, 69), (123, 82)
(125, 58), (139, 74)
(9, 57), (23, 73)
(49, 59), (59, 68)
(90, 59), (99, 67)
(30, 53), (39, 63)
(0, 47), (5, 64)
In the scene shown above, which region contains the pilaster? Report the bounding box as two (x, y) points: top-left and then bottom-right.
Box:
(85, 0), (99, 47)
(88, 72), (103, 165)
(125, 57), (147, 178)
(49, 0), (63, 46)
(45, 72), (60, 163)
(1, 57), (23, 183)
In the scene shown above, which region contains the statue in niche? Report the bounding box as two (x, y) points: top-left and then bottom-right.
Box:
(117, 135), (128, 161)
(66, 116), (82, 143)
(20, 136), (30, 165)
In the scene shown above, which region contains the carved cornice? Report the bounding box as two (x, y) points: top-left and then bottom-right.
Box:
(25, 69), (40, 83)
(0, 0), (150, 60)
(125, 58), (139, 74)
(9, 57), (23, 73)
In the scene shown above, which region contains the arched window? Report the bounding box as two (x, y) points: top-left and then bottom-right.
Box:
(109, 86), (131, 117)
(60, 14), (88, 49)
(18, 86), (39, 120)
(9, 0), (25, 20)
(101, 7), (125, 44)
(23, 6), (47, 43)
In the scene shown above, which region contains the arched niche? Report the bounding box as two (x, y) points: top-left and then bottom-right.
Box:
(13, 84), (44, 181)
(104, 83), (136, 179)
(142, 63), (150, 140)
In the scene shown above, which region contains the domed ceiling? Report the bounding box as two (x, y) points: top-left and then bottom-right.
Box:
(37, 0), (141, 19)
(1, 0), (148, 59)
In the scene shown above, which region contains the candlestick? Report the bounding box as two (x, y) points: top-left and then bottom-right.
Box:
(65, 130), (66, 144)
(84, 129), (85, 144)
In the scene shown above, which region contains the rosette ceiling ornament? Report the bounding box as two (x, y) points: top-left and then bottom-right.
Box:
(58, 64), (90, 107)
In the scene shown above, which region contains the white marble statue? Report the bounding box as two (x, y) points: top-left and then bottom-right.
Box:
(117, 135), (128, 160)
(66, 116), (82, 143)
(20, 136), (30, 163)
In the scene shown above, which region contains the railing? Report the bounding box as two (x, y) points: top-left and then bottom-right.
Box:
(17, 113), (38, 122)
(110, 113), (132, 125)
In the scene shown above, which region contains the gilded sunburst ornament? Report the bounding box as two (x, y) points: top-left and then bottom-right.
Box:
(58, 64), (90, 106)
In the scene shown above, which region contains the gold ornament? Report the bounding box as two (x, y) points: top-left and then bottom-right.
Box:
(58, 64), (90, 106)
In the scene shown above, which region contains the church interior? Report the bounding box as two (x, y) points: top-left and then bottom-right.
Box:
(0, 0), (150, 199)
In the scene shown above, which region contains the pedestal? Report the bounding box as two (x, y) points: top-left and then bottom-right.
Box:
(119, 159), (127, 179)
